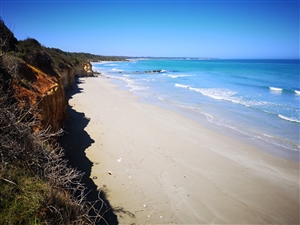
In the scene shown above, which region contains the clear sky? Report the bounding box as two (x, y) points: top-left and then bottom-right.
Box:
(1, 0), (299, 59)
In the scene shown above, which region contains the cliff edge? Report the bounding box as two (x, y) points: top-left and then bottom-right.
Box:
(0, 19), (121, 224)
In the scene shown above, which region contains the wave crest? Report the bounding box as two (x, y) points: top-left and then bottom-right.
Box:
(269, 87), (282, 92)
(175, 83), (189, 88)
(278, 114), (300, 123)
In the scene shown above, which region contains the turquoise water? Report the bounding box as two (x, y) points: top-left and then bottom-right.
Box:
(93, 59), (300, 160)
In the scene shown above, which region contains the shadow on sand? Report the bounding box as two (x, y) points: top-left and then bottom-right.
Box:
(59, 78), (133, 224)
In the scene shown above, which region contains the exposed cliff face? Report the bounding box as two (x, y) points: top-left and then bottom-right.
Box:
(11, 62), (67, 132)
(39, 77), (67, 132)
(0, 20), (96, 133)
(74, 64), (86, 77)
(58, 62), (94, 90)
(74, 62), (94, 77)
(57, 66), (75, 89)
(10, 60), (92, 132)
(83, 62), (93, 76)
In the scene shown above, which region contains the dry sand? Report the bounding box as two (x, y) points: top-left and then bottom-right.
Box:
(68, 76), (299, 224)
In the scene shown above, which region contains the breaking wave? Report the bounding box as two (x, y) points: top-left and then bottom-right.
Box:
(278, 114), (300, 123)
(175, 83), (189, 88)
(269, 87), (283, 92)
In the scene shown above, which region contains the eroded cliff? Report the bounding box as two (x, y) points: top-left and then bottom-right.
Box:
(1, 37), (91, 133)
(0, 19), (125, 224)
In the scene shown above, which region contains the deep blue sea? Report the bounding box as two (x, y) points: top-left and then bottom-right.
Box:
(93, 59), (300, 160)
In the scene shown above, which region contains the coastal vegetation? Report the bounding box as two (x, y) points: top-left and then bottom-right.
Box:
(0, 19), (116, 224)
(0, 90), (96, 224)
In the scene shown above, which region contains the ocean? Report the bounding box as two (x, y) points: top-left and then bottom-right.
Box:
(92, 59), (300, 161)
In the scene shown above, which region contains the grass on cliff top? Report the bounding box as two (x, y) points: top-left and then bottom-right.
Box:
(0, 163), (91, 225)
(0, 165), (46, 225)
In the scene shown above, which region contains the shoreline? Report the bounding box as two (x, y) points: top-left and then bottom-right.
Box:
(101, 70), (300, 162)
(68, 76), (299, 224)
(140, 96), (300, 162)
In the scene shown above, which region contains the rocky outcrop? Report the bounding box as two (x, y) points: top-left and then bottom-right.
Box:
(74, 62), (94, 77)
(83, 62), (94, 76)
(57, 62), (95, 91)
(74, 64), (87, 77)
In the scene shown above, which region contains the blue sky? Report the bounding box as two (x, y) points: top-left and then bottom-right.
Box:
(1, 0), (299, 59)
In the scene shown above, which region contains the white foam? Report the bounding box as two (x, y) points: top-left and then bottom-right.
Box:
(269, 87), (282, 92)
(189, 87), (271, 108)
(263, 110), (276, 115)
(177, 74), (192, 77)
(189, 87), (237, 101)
(189, 87), (201, 92)
(263, 133), (273, 138)
(175, 83), (189, 88)
(201, 112), (214, 121)
(112, 68), (123, 72)
(128, 83), (149, 91)
(278, 114), (300, 123)
(109, 75), (128, 82)
(295, 90), (300, 95)
(168, 74), (192, 79)
(143, 78), (156, 82)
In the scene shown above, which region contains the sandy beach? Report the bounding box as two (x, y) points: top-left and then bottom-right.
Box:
(67, 76), (299, 224)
